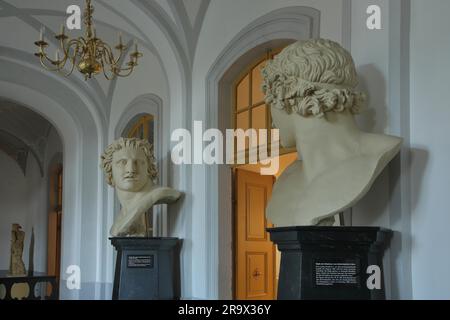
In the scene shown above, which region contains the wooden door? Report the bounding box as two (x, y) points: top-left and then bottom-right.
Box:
(47, 212), (61, 277)
(47, 166), (62, 297)
(235, 169), (276, 300)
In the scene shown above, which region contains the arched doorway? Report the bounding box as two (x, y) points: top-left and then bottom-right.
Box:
(231, 48), (299, 300)
(47, 154), (63, 296)
(0, 100), (63, 299)
(0, 76), (104, 300)
(203, 7), (321, 299)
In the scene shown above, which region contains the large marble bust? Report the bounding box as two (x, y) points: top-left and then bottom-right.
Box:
(101, 138), (181, 237)
(262, 39), (402, 226)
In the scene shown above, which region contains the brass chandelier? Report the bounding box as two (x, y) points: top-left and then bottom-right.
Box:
(34, 0), (142, 80)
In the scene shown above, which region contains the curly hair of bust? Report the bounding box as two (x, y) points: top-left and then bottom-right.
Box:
(100, 138), (158, 186)
(262, 39), (366, 118)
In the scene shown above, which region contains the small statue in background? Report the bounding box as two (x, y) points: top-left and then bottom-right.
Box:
(9, 224), (26, 277)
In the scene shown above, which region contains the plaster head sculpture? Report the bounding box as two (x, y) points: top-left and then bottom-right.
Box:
(262, 39), (402, 226)
(101, 138), (182, 237)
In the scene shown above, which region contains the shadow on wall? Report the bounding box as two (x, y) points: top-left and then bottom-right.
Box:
(356, 64), (388, 134)
(166, 149), (186, 236)
(388, 148), (428, 298)
(409, 148), (429, 213)
(351, 63), (390, 226)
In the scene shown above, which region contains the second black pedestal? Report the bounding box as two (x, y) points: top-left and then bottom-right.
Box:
(268, 226), (392, 300)
(110, 237), (180, 300)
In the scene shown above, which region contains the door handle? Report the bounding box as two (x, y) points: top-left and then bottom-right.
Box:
(252, 269), (262, 278)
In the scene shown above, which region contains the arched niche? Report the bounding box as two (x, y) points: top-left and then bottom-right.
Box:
(113, 94), (168, 237)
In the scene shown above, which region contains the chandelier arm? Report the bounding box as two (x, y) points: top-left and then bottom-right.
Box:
(58, 40), (73, 67)
(99, 54), (113, 80)
(113, 65), (135, 78)
(74, 37), (87, 58)
(95, 42), (109, 63)
(110, 43), (125, 66)
(101, 42), (118, 66)
(36, 42), (59, 68)
(42, 52), (65, 70)
(38, 55), (65, 72)
(62, 40), (84, 74)
(64, 39), (83, 56)
(59, 34), (74, 57)
(116, 46), (126, 65)
(62, 53), (77, 77)
(63, 39), (83, 70)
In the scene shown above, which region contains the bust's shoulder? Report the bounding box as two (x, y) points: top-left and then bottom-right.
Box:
(150, 186), (173, 194)
(149, 186), (182, 204)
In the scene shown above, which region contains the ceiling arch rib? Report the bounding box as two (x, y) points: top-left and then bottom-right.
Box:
(94, 0), (168, 116)
(131, 0), (191, 69)
(166, 0), (210, 65)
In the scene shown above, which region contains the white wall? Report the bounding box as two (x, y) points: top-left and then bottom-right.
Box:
(410, 0), (450, 299)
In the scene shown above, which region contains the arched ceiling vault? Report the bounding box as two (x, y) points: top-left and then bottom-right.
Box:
(0, 99), (55, 176)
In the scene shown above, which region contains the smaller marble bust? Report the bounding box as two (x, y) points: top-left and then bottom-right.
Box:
(101, 138), (181, 237)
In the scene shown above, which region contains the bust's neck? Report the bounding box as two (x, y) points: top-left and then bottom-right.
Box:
(294, 112), (362, 182)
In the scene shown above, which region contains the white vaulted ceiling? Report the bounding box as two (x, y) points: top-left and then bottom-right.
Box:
(0, 0), (210, 116)
(0, 0), (210, 179)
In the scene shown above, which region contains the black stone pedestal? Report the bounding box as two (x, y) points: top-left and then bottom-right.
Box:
(110, 237), (180, 300)
(268, 227), (392, 300)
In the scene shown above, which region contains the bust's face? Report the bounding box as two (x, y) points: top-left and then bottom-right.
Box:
(112, 146), (149, 192)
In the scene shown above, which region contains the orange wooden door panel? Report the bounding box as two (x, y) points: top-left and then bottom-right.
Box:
(235, 169), (275, 300)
